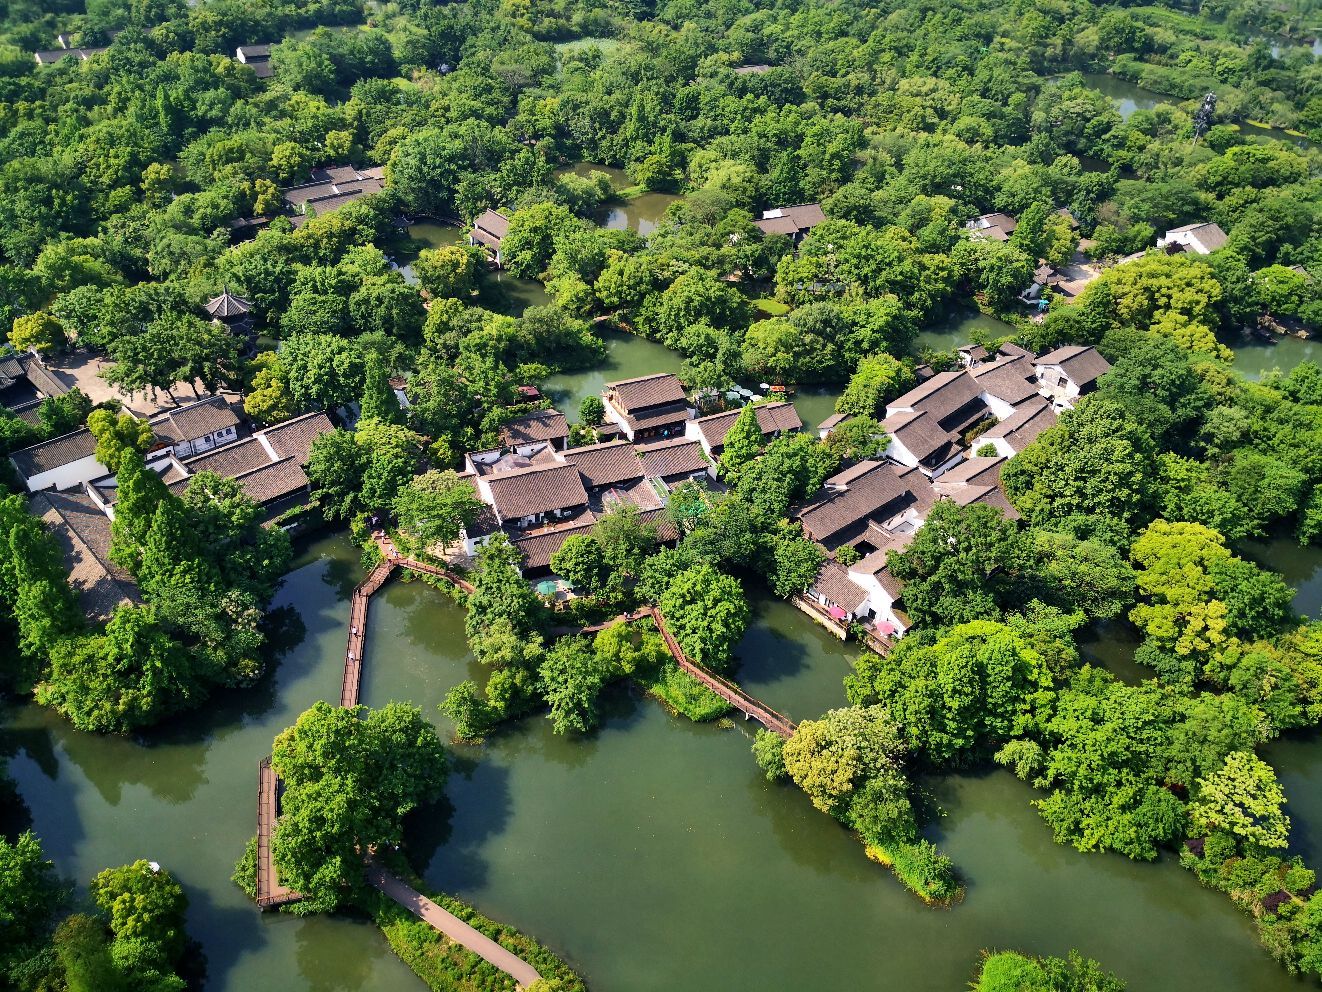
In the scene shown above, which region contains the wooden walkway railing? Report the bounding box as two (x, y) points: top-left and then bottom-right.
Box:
(256, 757), (300, 909)
(341, 537), (476, 709)
(646, 608), (798, 738)
(342, 561), (397, 708)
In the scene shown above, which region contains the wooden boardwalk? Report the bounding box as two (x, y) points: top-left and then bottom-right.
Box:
(647, 608), (798, 738)
(342, 561), (397, 707)
(341, 537), (476, 708)
(255, 757), (300, 909)
(366, 858), (543, 989)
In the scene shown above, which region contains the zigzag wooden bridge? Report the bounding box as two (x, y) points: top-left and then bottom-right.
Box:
(644, 607), (798, 738)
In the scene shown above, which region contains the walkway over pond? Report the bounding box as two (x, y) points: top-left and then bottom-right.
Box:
(366, 858), (544, 988)
(256, 538), (544, 988)
(646, 607), (797, 738)
(254, 529), (794, 990)
(255, 758), (300, 909)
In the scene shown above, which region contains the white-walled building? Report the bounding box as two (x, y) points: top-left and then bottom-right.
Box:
(1033, 345), (1111, 410)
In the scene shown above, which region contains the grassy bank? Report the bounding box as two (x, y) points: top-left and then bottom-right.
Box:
(369, 878), (587, 992)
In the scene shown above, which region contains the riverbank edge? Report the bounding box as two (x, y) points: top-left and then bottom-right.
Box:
(369, 865), (587, 992)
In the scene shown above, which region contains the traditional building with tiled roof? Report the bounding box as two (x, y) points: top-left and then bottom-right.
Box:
(11, 429), (104, 494)
(754, 203), (826, 241)
(147, 395), (246, 459)
(816, 412), (848, 438)
(0, 351), (69, 424)
(1034, 345), (1111, 409)
(685, 401), (803, 457)
(470, 210), (510, 266)
(968, 355), (1041, 419)
(30, 490), (141, 623)
(561, 439), (643, 491)
(602, 373), (693, 442)
(881, 369), (989, 478)
(281, 165), (385, 226)
(104, 412), (331, 524)
(477, 462), (590, 527)
(794, 460), (935, 551)
(932, 456), (1021, 519)
(635, 437), (712, 486)
(1157, 222), (1229, 256)
(980, 396), (1057, 458)
(501, 409), (569, 451)
(965, 212), (1018, 241)
(235, 44), (274, 78)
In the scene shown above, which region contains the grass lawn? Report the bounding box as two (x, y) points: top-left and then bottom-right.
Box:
(751, 297), (791, 317)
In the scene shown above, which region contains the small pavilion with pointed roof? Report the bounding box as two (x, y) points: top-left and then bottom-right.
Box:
(205, 287), (256, 356)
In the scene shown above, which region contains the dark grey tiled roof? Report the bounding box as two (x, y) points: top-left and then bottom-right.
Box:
(811, 561), (869, 612)
(1036, 346), (1111, 388)
(563, 440), (642, 489)
(10, 429), (97, 478)
(606, 373), (687, 413)
(692, 401), (803, 450)
(636, 437), (710, 479)
(502, 410), (569, 446)
(484, 462), (589, 521)
(150, 396), (241, 443)
(31, 491), (140, 621)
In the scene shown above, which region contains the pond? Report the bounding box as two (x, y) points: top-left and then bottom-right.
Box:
(1079, 71), (1167, 120)
(543, 328), (685, 422)
(1079, 71), (1316, 149)
(8, 532), (1322, 992)
(556, 162), (680, 236)
(1229, 334), (1322, 381)
(2, 535), (422, 992)
(360, 559), (1320, 992)
(396, 221), (551, 316)
(914, 310), (1019, 355)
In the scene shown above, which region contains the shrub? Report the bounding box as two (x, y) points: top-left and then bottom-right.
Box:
(752, 729), (788, 782)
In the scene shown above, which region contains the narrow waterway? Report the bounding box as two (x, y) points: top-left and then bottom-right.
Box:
(555, 162), (680, 235)
(544, 329), (685, 421)
(1078, 71), (1317, 148)
(397, 222), (551, 316)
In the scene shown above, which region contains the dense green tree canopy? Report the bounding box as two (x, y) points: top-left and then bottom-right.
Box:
(271, 701), (449, 913)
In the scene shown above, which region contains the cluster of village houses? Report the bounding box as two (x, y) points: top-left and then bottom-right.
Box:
(4, 327), (1109, 643)
(446, 341), (1110, 646)
(2, 289), (335, 623)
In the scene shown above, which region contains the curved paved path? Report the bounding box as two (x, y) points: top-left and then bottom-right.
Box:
(366, 858), (543, 989)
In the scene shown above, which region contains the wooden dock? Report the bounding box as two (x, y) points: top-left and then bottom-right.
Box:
(255, 757), (300, 909)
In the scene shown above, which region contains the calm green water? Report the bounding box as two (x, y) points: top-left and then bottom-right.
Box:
(2, 535), (421, 992)
(398, 221), (550, 316)
(544, 328), (685, 421)
(1080, 72), (1316, 149)
(556, 162), (680, 235)
(359, 568), (1316, 992)
(6, 532), (1322, 991)
(1230, 335), (1321, 380)
(1080, 72), (1166, 119)
(914, 310), (1018, 354)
